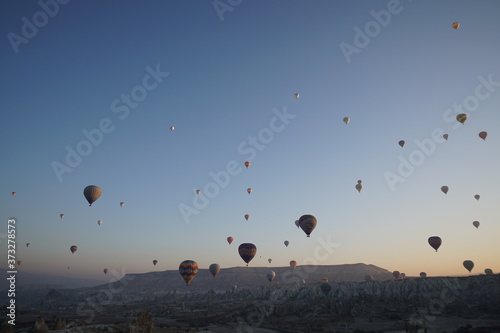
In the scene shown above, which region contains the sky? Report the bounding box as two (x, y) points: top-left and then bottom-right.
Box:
(1, 0), (500, 284)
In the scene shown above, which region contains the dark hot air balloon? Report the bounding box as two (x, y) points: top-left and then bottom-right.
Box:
(209, 263), (220, 278)
(238, 243), (257, 266)
(84, 185), (102, 206)
(428, 236), (442, 252)
(299, 215), (317, 237)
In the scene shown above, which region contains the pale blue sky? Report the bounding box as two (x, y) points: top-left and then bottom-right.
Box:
(1, 0), (500, 283)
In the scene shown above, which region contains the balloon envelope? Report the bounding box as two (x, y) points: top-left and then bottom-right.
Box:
(170, 126), (175, 131)
(84, 185), (102, 206)
(420, 272), (427, 278)
(463, 260), (474, 273)
(479, 131), (487, 140)
(284, 240), (289, 247)
(195, 190), (201, 195)
(70, 245), (78, 254)
(398, 140), (405, 148)
(266, 270), (276, 282)
(289, 260), (297, 270)
(343, 117), (350, 125)
(179, 260), (199, 285)
(238, 243), (257, 266)
(60, 214), (64, 219)
(355, 180), (362, 193)
(153, 260), (158, 266)
(485, 268), (493, 275)
(103, 269), (108, 275)
(227, 236), (234, 245)
(443, 134), (449, 140)
(474, 194), (480, 201)
(120, 202), (125, 207)
(428, 236), (442, 252)
(441, 186), (449, 194)
(244, 161), (251, 168)
(472, 221), (480, 229)
(247, 188), (252, 194)
(456, 113), (467, 124)
(294, 93), (300, 99)
(26, 243), (30, 247)
(452, 21), (460, 29)
(299, 215), (317, 237)
(97, 220), (103, 226)
(268, 258), (272, 264)
(11, 192), (16, 196)
(209, 263), (221, 278)
(244, 214), (250, 221)
(393, 271), (400, 279)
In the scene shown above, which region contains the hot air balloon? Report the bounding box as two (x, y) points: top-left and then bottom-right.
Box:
(299, 215), (317, 237)
(238, 243), (257, 266)
(153, 260), (158, 266)
(463, 260), (474, 273)
(393, 271), (400, 279)
(179, 260), (198, 286)
(473, 221), (480, 229)
(452, 22), (460, 29)
(399, 140), (405, 148)
(170, 126), (175, 131)
(295, 220), (300, 228)
(232, 284), (238, 291)
(209, 263), (221, 278)
(244, 214), (250, 221)
(120, 202), (125, 207)
(420, 272), (427, 278)
(441, 186), (449, 194)
(443, 134), (449, 140)
(60, 214), (65, 219)
(103, 269), (108, 275)
(343, 117), (350, 125)
(227, 236), (234, 245)
(70, 245), (78, 254)
(195, 190), (201, 195)
(268, 258), (272, 264)
(320, 282), (332, 295)
(456, 113), (467, 124)
(365, 275), (373, 282)
(97, 220), (103, 226)
(301, 279), (306, 285)
(26, 243), (30, 247)
(294, 93), (300, 99)
(479, 131), (487, 141)
(400, 273), (406, 279)
(284, 240), (289, 247)
(485, 268), (493, 275)
(321, 277), (329, 283)
(474, 194), (480, 201)
(267, 270), (276, 282)
(244, 161), (251, 168)
(11, 192), (16, 196)
(289, 260), (297, 270)
(84, 185), (102, 206)
(17, 260), (22, 266)
(428, 236), (442, 252)
(355, 180), (363, 193)
(247, 188), (252, 194)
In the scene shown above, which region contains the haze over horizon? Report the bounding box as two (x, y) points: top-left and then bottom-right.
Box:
(1, 0), (500, 284)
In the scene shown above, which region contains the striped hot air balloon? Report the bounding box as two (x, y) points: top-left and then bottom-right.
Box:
(238, 243), (257, 266)
(179, 260), (198, 286)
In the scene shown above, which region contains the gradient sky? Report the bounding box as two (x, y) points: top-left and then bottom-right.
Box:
(1, 0), (500, 283)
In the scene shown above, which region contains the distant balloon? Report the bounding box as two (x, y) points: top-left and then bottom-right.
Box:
(70, 245), (78, 254)
(232, 284), (238, 291)
(295, 220), (300, 228)
(103, 269), (108, 275)
(400, 273), (406, 279)
(479, 131), (487, 141)
(393, 271), (400, 279)
(120, 202), (125, 207)
(398, 140), (405, 148)
(153, 260), (158, 266)
(365, 274), (373, 282)
(456, 113), (467, 124)
(209, 263), (221, 278)
(484, 268), (493, 275)
(195, 190), (201, 195)
(321, 277), (329, 283)
(26, 243), (30, 247)
(355, 180), (363, 193)
(289, 260), (297, 270)
(428, 236), (442, 252)
(284, 240), (289, 247)
(227, 236), (234, 245)
(268, 258), (272, 264)
(301, 279), (306, 285)
(463, 260), (474, 273)
(97, 220), (103, 226)
(472, 221), (480, 229)
(299, 215), (317, 237)
(238, 243), (257, 266)
(343, 117), (350, 125)
(244, 161), (251, 168)
(84, 185), (102, 206)
(179, 260), (198, 286)
(244, 214), (250, 221)
(441, 186), (449, 194)
(247, 188), (252, 194)
(420, 272), (427, 278)
(11, 192), (16, 196)
(266, 270), (276, 282)
(170, 126), (175, 131)
(60, 214), (65, 219)
(452, 21), (460, 29)
(320, 282), (332, 295)
(17, 260), (22, 266)
(443, 134), (449, 140)
(294, 93), (300, 99)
